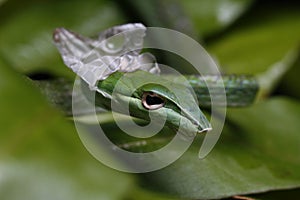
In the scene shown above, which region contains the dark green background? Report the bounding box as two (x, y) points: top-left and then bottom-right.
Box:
(0, 0), (299, 199)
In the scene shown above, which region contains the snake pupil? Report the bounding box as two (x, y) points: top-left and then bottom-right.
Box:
(142, 92), (165, 110)
(146, 95), (164, 105)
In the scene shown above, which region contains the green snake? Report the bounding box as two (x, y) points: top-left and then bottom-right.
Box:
(37, 23), (258, 134)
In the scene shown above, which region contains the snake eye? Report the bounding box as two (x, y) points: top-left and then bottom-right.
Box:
(142, 92), (165, 110)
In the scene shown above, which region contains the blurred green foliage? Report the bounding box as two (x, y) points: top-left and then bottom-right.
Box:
(0, 0), (299, 199)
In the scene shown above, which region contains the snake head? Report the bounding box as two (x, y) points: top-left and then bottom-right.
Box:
(87, 70), (212, 135)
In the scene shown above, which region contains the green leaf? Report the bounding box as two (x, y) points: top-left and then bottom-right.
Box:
(0, 58), (134, 200)
(112, 0), (195, 35)
(207, 5), (300, 74)
(139, 98), (300, 199)
(179, 0), (254, 36)
(125, 186), (180, 200)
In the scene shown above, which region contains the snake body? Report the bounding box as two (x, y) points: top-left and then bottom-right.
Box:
(34, 23), (259, 133)
(34, 74), (258, 115)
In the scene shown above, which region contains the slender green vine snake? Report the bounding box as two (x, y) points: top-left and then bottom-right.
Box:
(35, 23), (258, 134)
